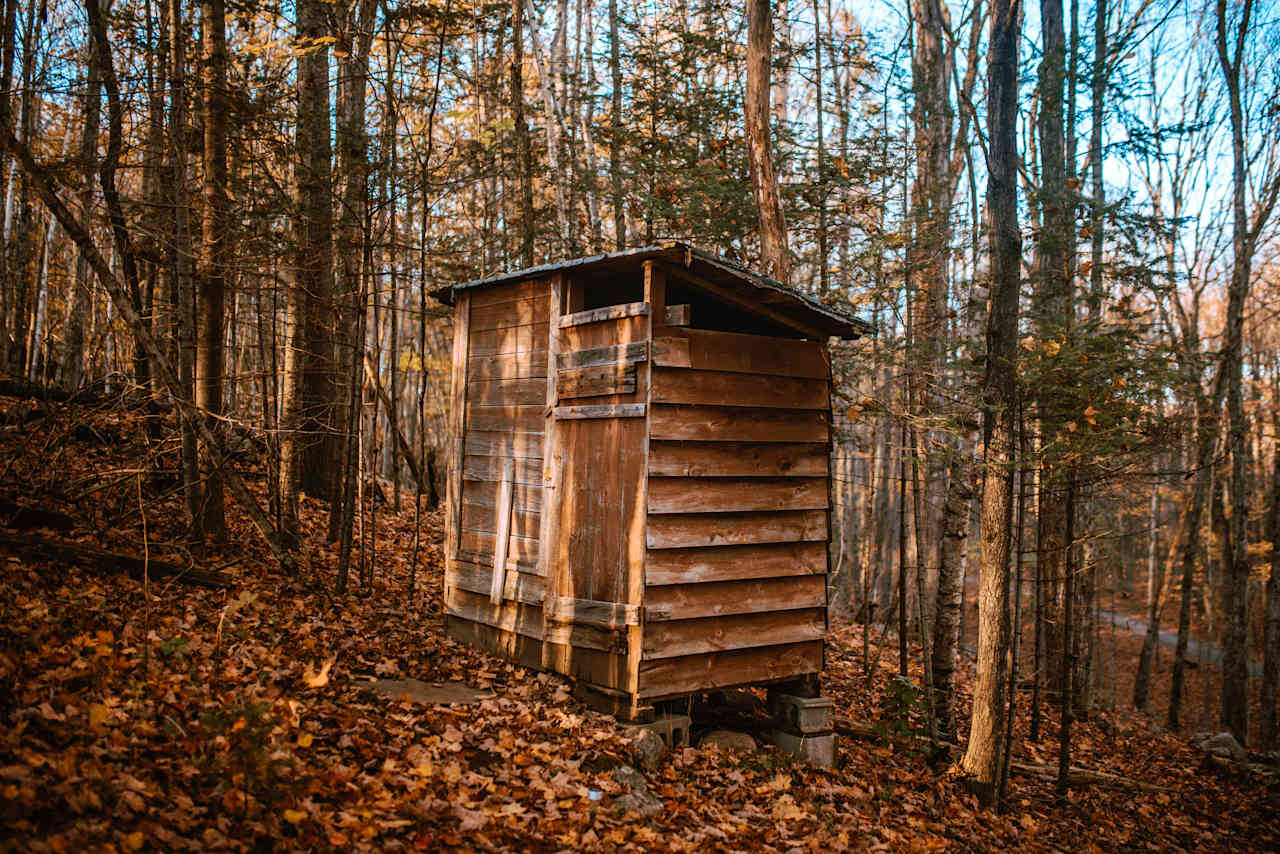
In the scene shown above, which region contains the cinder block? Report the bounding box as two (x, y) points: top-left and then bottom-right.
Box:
(626, 713), (691, 748)
(770, 729), (837, 768)
(768, 693), (833, 734)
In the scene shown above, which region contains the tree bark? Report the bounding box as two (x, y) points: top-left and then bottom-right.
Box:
(282, 0), (337, 532)
(744, 0), (790, 284)
(958, 0), (1021, 808)
(512, 0), (534, 267)
(196, 0), (228, 539)
(607, 0), (624, 249)
(1261, 399), (1280, 750)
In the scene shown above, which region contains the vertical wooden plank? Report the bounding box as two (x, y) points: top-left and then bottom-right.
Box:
(822, 341), (834, 658)
(445, 291), (472, 580)
(489, 458), (515, 604)
(539, 275), (564, 669)
(634, 260), (667, 703)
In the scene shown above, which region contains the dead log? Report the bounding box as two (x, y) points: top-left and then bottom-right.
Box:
(0, 532), (228, 588)
(1007, 760), (1172, 794)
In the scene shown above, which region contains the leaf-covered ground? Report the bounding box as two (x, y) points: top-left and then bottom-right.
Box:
(1, 394), (1277, 852)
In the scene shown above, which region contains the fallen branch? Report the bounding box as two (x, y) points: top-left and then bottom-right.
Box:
(1007, 760), (1173, 794)
(0, 532), (229, 588)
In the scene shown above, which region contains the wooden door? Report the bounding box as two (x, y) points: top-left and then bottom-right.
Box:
(538, 286), (648, 698)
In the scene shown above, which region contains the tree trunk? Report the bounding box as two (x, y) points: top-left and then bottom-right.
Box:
(1261, 401), (1280, 750)
(1215, 0), (1267, 744)
(280, 0), (336, 542)
(512, 0), (534, 267)
(958, 0), (1021, 807)
(744, 0), (790, 284)
(608, 0), (624, 249)
(166, 0), (201, 547)
(60, 27), (100, 392)
(1035, 0), (1073, 710)
(196, 0), (228, 539)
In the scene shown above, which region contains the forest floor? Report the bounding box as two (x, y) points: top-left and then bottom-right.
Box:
(1, 391), (1278, 852)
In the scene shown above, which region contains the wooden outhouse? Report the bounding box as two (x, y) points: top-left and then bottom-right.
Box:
(433, 243), (870, 720)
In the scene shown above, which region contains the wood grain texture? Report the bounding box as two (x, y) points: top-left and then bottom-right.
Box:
(467, 278), (550, 309)
(647, 441), (828, 477)
(460, 500), (539, 540)
(557, 361), (638, 399)
(650, 405), (829, 442)
(645, 509), (828, 549)
(637, 640), (823, 699)
(645, 541), (828, 585)
(642, 608), (826, 659)
(646, 476), (828, 514)
(468, 322), (549, 357)
(562, 314), (648, 351)
(466, 403), (544, 432)
(553, 403), (646, 419)
(468, 351), (549, 381)
(663, 304), (691, 326)
(464, 430), (545, 458)
(462, 455), (542, 486)
(645, 575), (826, 621)
(557, 340), (648, 370)
(444, 292), (471, 573)
(452, 559), (545, 605)
(545, 596), (641, 628)
(559, 301), (648, 327)
(541, 643), (630, 689)
(445, 615), (544, 671)
(653, 328), (829, 378)
(462, 473), (543, 512)
(537, 276), (565, 672)
(469, 293), (550, 331)
(446, 587), (544, 640)
(651, 367), (829, 409)
(468, 376), (546, 406)
(457, 529), (539, 568)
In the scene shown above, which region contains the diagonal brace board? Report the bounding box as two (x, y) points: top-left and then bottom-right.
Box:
(489, 458), (516, 604)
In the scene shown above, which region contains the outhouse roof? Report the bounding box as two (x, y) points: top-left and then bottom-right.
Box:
(430, 242), (873, 340)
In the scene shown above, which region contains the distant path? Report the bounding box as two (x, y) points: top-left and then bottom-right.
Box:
(965, 576), (1264, 678)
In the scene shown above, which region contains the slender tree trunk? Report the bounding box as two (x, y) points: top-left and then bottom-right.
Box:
(60, 29), (101, 391)
(1261, 399), (1280, 750)
(196, 0), (228, 538)
(1216, 0), (1268, 743)
(512, 0), (534, 266)
(281, 0), (336, 544)
(607, 0), (624, 249)
(958, 0), (1021, 807)
(744, 0), (790, 283)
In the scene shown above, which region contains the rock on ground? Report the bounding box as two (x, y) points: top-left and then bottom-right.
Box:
(698, 729), (758, 752)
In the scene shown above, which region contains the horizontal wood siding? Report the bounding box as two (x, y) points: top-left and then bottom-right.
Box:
(647, 477), (828, 514)
(452, 278), (551, 655)
(640, 333), (831, 699)
(648, 441), (828, 477)
(638, 641), (824, 700)
(645, 574), (826, 621)
(645, 542), (827, 586)
(652, 328), (829, 378)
